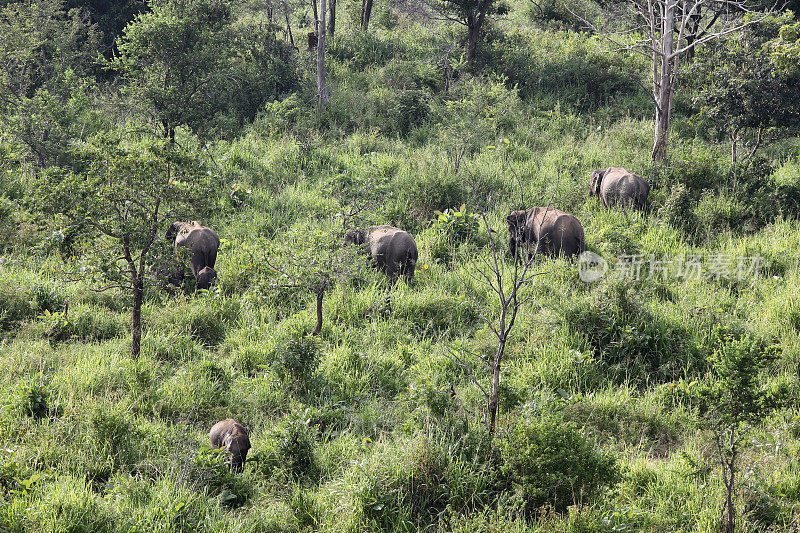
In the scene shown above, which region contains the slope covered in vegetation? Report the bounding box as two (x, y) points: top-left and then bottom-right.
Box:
(2, 0), (800, 531)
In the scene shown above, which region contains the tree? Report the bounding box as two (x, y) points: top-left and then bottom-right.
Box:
(316, 0), (329, 106)
(429, 0), (509, 65)
(360, 0), (373, 30)
(574, 1), (776, 162)
(37, 135), (215, 356)
(692, 13), (800, 163)
(114, 0), (297, 140)
(265, 221), (365, 336)
(698, 333), (780, 533)
(445, 146), (560, 436)
(0, 0), (100, 168)
(65, 0), (147, 57)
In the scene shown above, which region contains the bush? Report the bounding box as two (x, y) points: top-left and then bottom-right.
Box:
(499, 415), (619, 514)
(566, 284), (700, 384)
(272, 334), (320, 389)
(0, 286), (34, 331)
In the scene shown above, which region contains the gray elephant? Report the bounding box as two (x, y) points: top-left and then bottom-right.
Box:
(209, 418), (251, 472)
(345, 225), (418, 282)
(590, 167), (650, 210)
(507, 207), (586, 259)
(166, 221), (220, 290)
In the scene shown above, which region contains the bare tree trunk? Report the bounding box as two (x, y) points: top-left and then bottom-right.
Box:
(284, 9), (295, 47)
(360, 0), (373, 31)
(132, 275), (143, 357)
(465, 4), (488, 65)
(652, 1), (674, 162)
(486, 340), (505, 434)
(316, 0), (329, 107)
(311, 0), (318, 29)
(312, 288), (323, 336)
(328, 0), (336, 36)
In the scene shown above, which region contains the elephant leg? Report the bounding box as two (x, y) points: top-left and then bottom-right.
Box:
(190, 249), (205, 279)
(206, 248), (218, 270)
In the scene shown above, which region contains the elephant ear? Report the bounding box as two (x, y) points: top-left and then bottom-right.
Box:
(507, 211), (527, 232)
(589, 170), (605, 195)
(166, 222), (182, 242)
(346, 229), (366, 245)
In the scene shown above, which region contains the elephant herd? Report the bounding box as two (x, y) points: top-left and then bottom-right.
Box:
(167, 166), (648, 293)
(182, 167), (648, 469)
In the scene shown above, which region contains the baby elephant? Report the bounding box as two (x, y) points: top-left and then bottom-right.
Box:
(166, 221), (220, 290)
(590, 167), (650, 210)
(209, 418), (251, 472)
(507, 207), (586, 259)
(346, 225), (418, 283)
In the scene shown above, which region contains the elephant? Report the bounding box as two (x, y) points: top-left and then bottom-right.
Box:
(589, 167), (650, 210)
(209, 418), (251, 472)
(166, 221), (220, 290)
(345, 225), (418, 282)
(507, 207), (586, 259)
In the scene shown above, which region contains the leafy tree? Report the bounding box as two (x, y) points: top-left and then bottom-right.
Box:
(114, 0), (297, 140)
(36, 135), (216, 356)
(0, 0), (101, 167)
(113, 0), (233, 142)
(429, 0), (509, 65)
(692, 13), (800, 163)
(65, 0), (148, 56)
(698, 333), (780, 533)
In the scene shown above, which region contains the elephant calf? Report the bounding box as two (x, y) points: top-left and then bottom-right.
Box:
(590, 167), (650, 210)
(507, 207), (586, 259)
(166, 221), (220, 290)
(209, 418), (251, 472)
(346, 225), (418, 282)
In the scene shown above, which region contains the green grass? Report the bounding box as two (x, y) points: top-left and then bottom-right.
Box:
(2, 0), (800, 531)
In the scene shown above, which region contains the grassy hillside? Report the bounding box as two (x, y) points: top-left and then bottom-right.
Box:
(2, 0), (800, 531)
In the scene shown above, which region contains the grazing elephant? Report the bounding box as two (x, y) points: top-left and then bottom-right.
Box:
(345, 225), (418, 282)
(166, 221), (220, 290)
(209, 418), (251, 472)
(590, 167), (650, 210)
(507, 207), (586, 259)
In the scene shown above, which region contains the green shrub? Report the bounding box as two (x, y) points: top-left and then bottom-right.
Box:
(275, 417), (318, 480)
(17, 377), (51, 419)
(0, 286), (34, 331)
(272, 334), (320, 389)
(565, 285), (700, 384)
(499, 414), (619, 514)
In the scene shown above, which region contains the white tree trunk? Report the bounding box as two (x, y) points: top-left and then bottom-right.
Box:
(316, 0), (329, 107)
(652, 1), (674, 162)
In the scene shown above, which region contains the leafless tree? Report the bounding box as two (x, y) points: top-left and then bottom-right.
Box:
(445, 157), (565, 435)
(571, 0), (777, 162)
(316, 0), (330, 106)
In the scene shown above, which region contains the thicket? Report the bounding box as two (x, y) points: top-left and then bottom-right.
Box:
(1, 0), (800, 531)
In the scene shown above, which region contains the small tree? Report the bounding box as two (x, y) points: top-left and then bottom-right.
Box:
(37, 135), (215, 356)
(113, 0), (234, 143)
(691, 13), (800, 163)
(445, 148), (560, 436)
(0, 0), (100, 168)
(698, 333), (780, 533)
(265, 220), (365, 336)
(428, 0), (509, 65)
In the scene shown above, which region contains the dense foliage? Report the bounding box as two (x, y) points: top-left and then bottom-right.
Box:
(1, 0), (800, 531)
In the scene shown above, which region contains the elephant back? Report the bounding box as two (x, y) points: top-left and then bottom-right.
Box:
(601, 167), (649, 207)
